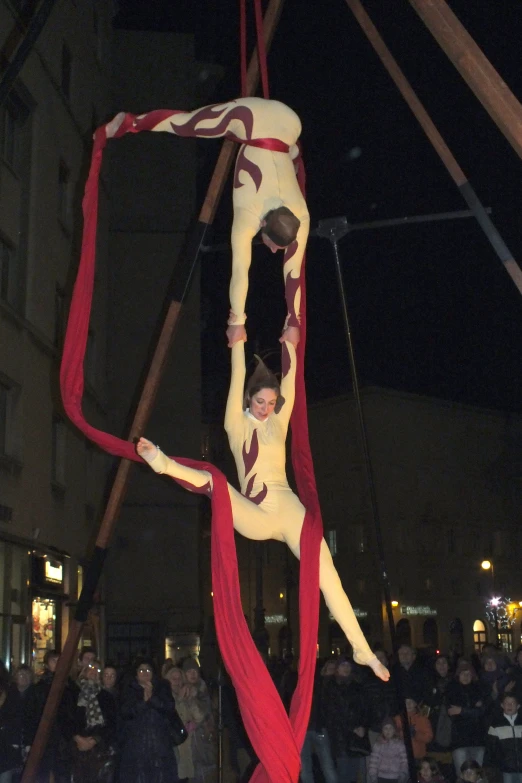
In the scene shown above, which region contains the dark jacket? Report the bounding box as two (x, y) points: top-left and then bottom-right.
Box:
(62, 681), (117, 748)
(425, 674), (452, 750)
(485, 709), (522, 773)
(392, 662), (431, 704)
(119, 678), (180, 781)
(323, 676), (367, 758)
(0, 685), (22, 774)
(362, 670), (399, 732)
(446, 680), (486, 748)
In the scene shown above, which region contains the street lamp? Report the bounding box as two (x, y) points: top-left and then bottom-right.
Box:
(481, 559), (495, 593)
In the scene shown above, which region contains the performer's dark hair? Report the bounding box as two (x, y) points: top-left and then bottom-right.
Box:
(244, 355), (285, 414)
(263, 206), (300, 247)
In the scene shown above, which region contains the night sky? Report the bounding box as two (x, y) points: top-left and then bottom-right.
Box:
(114, 0), (522, 418)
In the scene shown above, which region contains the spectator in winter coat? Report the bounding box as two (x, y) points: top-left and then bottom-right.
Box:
(480, 654), (510, 707)
(61, 658), (117, 782)
(368, 718), (408, 783)
(119, 659), (181, 782)
(324, 657), (369, 782)
(181, 657), (217, 781)
(166, 666), (203, 781)
(300, 662), (338, 783)
(484, 693), (522, 783)
(446, 660), (486, 776)
(22, 649), (69, 783)
(505, 648), (522, 706)
(363, 650), (399, 748)
(425, 656), (453, 753)
(393, 646), (431, 706)
(394, 695), (433, 759)
(0, 664), (22, 783)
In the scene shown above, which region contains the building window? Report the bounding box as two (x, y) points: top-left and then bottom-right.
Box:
(58, 160), (71, 230)
(423, 618), (439, 648)
(327, 529), (337, 556)
(0, 377), (20, 459)
(51, 416), (66, 486)
(396, 618), (412, 646)
(61, 43), (72, 99)
(355, 524), (366, 554)
(473, 619), (487, 652)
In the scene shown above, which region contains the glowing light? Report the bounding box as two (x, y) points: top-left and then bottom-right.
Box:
(481, 560), (492, 570)
(391, 600), (399, 608)
(279, 592), (284, 599)
(491, 597), (500, 606)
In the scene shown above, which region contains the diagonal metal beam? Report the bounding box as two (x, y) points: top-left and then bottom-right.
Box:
(21, 1), (286, 779)
(344, 0), (522, 298)
(408, 0), (522, 163)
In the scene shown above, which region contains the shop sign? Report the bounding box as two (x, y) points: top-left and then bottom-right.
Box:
(400, 605), (437, 617)
(44, 560), (63, 585)
(265, 614), (286, 625)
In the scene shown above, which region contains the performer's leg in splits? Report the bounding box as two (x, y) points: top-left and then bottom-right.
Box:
(136, 439), (389, 681)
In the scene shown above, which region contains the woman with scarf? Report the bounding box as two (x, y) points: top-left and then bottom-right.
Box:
(62, 658), (117, 782)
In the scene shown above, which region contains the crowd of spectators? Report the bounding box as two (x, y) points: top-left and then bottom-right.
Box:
(2, 642), (522, 783)
(296, 643), (522, 783)
(0, 647), (216, 783)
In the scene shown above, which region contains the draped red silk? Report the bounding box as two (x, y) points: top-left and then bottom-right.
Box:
(60, 124), (321, 782)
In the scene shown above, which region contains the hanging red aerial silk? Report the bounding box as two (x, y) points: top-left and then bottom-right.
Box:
(60, 124), (321, 782)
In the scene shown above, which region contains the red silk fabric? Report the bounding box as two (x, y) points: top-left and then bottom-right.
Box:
(60, 123), (321, 782)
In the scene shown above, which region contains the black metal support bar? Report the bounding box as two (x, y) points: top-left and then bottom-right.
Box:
(316, 216), (417, 782)
(0, 0), (57, 107)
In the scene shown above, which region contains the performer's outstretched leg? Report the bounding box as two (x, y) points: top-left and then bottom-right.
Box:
(137, 439), (282, 542)
(281, 502), (389, 681)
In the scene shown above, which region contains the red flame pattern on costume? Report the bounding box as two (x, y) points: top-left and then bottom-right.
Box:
(244, 473), (268, 506)
(242, 428), (259, 477)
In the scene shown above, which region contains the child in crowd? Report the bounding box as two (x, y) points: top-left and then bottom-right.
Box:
(395, 695), (434, 759)
(485, 693), (522, 783)
(457, 759), (486, 783)
(368, 718), (409, 783)
(418, 756), (446, 783)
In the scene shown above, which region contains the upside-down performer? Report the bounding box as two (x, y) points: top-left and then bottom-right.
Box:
(136, 337), (389, 683)
(105, 97), (309, 347)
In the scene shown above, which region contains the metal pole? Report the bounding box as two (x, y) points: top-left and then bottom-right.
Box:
(0, 0), (58, 107)
(21, 1), (286, 778)
(344, 0), (522, 299)
(316, 217), (417, 781)
(408, 0), (522, 163)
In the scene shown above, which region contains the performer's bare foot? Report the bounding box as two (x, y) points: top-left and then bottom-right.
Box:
(368, 656), (390, 682)
(136, 437), (158, 464)
(280, 325), (300, 347)
(105, 112), (126, 138)
(226, 324), (247, 347)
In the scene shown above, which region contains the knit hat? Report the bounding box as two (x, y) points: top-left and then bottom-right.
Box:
(182, 657), (200, 673)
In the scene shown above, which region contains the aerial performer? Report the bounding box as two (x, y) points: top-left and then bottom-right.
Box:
(105, 97), (388, 681)
(136, 338), (389, 683)
(105, 96), (309, 347)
